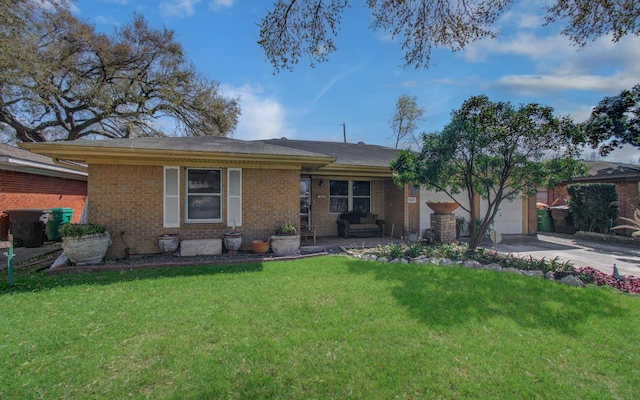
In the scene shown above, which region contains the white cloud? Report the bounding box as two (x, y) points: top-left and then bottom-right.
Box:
(495, 73), (639, 96)
(221, 84), (291, 140)
(159, 0), (201, 18)
(313, 63), (368, 103)
(209, 0), (234, 11)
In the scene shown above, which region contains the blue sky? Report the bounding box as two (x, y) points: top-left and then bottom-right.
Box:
(73, 0), (640, 163)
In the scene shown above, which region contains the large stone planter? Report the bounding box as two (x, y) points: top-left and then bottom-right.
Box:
(270, 235), (300, 256)
(223, 232), (243, 254)
(62, 232), (112, 264)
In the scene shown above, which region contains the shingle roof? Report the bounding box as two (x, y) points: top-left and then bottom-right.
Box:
(256, 138), (400, 167)
(0, 143), (58, 166)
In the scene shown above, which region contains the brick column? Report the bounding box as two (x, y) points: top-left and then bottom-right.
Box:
(430, 213), (456, 243)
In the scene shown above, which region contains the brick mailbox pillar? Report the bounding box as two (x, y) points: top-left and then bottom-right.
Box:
(430, 213), (456, 243)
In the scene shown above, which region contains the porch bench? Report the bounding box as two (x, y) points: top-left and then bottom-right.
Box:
(337, 211), (385, 238)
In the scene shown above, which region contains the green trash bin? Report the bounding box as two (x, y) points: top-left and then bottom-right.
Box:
(45, 207), (74, 241)
(536, 209), (554, 232)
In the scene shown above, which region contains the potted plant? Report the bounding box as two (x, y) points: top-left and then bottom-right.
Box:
(223, 220), (242, 254)
(59, 222), (111, 264)
(274, 222), (297, 236)
(270, 222), (300, 256)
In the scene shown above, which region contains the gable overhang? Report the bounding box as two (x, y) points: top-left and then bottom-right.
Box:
(0, 155), (87, 180)
(20, 142), (335, 171)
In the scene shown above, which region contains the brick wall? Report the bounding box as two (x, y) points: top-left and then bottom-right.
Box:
(0, 169), (87, 239)
(88, 164), (300, 258)
(431, 213), (456, 243)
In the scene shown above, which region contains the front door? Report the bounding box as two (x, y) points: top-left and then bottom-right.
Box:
(300, 178), (311, 229)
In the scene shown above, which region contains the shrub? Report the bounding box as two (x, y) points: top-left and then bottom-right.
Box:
(566, 183), (618, 233)
(58, 222), (105, 238)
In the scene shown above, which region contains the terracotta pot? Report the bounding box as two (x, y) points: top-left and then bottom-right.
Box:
(250, 239), (270, 254)
(62, 232), (111, 264)
(426, 202), (459, 214)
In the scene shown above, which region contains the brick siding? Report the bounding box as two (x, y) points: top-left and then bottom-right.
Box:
(88, 164), (300, 258)
(0, 170), (87, 240)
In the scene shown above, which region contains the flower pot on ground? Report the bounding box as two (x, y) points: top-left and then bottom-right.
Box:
(59, 222), (111, 265)
(270, 234), (300, 256)
(427, 201), (459, 214)
(223, 231), (243, 254)
(158, 234), (180, 254)
(250, 239), (270, 254)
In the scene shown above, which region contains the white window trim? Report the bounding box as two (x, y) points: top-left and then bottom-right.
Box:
(185, 167), (223, 223)
(163, 166), (180, 228)
(227, 168), (242, 228)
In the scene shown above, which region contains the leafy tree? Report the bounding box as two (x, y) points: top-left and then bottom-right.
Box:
(0, 2), (239, 143)
(258, 0), (640, 72)
(390, 95), (586, 249)
(580, 84), (640, 156)
(389, 94), (424, 149)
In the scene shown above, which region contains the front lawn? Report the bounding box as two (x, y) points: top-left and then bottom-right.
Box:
(1, 256), (639, 399)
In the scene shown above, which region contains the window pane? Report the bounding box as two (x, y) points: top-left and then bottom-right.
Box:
(187, 195), (221, 220)
(330, 180), (348, 196)
(353, 181), (370, 196)
(352, 198), (370, 213)
(330, 198), (348, 213)
(188, 169), (221, 194)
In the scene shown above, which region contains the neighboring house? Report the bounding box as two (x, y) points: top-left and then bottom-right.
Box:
(547, 160), (640, 225)
(21, 137), (418, 258)
(0, 143), (88, 240)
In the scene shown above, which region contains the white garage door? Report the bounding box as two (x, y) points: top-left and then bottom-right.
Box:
(420, 189), (525, 235)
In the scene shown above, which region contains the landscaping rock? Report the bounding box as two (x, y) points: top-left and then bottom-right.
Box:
(463, 260), (482, 269)
(377, 257), (389, 263)
(440, 258), (455, 266)
(501, 267), (521, 274)
(521, 270), (544, 278)
(559, 275), (585, 287)
(544, 271), (555, 280)
(483, 263), (503, 271)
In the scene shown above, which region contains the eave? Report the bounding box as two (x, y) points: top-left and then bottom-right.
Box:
(20, 143), (335, 171)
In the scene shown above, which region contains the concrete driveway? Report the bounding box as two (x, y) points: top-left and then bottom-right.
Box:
(479, 232), (640, 278)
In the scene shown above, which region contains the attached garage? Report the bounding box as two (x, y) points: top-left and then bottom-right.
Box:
(420, 188), (531, 237)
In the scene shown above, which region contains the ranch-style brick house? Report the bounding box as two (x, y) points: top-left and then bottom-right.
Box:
(22, 136), (420, 258)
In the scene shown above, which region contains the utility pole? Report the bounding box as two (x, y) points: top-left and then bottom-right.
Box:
(341, 123), (346, 143)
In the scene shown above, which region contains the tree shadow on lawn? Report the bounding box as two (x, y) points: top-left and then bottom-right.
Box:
(0, 262), (264, 296)
(347, 260), (626, 336)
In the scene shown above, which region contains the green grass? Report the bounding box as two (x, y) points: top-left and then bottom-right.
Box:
(1, 256), (639, 399)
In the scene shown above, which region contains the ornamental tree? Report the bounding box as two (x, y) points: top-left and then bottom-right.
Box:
(390, 95), (586, 249)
